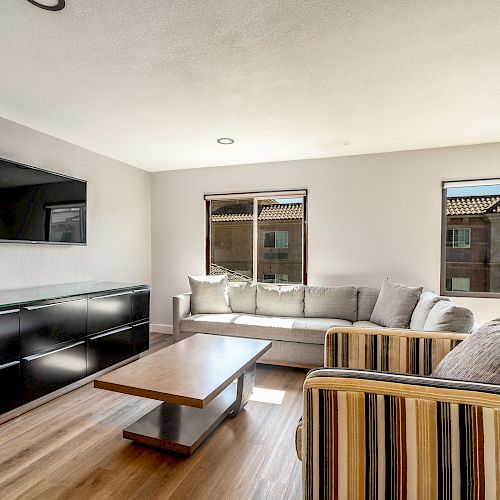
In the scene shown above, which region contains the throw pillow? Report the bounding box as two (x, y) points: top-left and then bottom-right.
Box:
(357, 287), (380, 321)
(304, 286), (357, 322)
(370, 280), (423, 329)
(423, 300), (474, 334)
(228, 282), (257, 314)
(409, 291), (449, 330)
(188, 275), (231, 314)
(256, 284), (305, 317)
(431, 320), (500, 384)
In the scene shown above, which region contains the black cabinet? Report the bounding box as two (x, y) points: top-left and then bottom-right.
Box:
(132, 288), (150, 323)
(20, 298), (87, 356)
(87, 326), (133, 375)
(132, 320), (150, 355)
(0, 361), (21, 414)
(0, 307), (20, 365)
(87, 290), (133, 335)
(22, 341), (87, 401)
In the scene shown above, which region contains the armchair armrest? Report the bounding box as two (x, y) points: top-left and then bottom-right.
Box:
(301, 368), (500, 499)
(172, 293), (191, 342)
(325, 326), (467, 376)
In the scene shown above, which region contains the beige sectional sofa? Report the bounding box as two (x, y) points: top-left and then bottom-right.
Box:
(173, 282), (475, 367)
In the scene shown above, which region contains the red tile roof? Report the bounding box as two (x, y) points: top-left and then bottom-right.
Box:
(211, 203), (303, 222)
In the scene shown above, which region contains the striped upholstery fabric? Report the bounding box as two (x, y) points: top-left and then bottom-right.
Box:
(324, 327), (466, 376)
(302, 369), (500, 500)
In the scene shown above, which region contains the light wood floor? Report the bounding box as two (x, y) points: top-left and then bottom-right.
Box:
(0, 333), (306, 500)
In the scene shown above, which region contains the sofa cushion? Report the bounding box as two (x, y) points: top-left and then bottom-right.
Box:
(304, 286), (357, 322)
(370, 280), (422, 329)
(180, 313), (352, 344)
(357, 287), (380, 321)
(228, 282), (257, 314)
(256, 284), (305, 317)
(423, 300), (474, 334)
(409, 292), (449, 330)
(431, 320), (500, 383)
(353, 320), (383, 328)
(188, 275), (231, 314)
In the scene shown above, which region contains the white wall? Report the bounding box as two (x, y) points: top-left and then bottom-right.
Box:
(151, 143), (500, 329)
(0, 117), (151, 288)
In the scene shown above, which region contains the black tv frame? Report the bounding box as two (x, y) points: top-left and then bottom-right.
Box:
(0, 157), (87, 246)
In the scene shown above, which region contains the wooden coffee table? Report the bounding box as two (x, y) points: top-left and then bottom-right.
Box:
(94, 334), (272, 455)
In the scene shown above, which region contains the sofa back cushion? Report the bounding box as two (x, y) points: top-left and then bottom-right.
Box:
(228, 282), (257, 314)
(370, 280), (422, 329)
(423, 300), (474, 333)
(188, 275), (231, 314)
(357, 287), (380, 321)
(256, 284), (305, 317)
(409, 291), (449, 330)
(431, 319), (500, 383)
(304, 286), (357, 321)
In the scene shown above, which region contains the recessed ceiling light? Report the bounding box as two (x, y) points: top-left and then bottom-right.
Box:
(26, 0), (65, 11)
(217, 138), (234, 145)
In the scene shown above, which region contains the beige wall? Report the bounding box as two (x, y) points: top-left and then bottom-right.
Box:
(0, 117), (151, 289)
(151, 143), (500, 329)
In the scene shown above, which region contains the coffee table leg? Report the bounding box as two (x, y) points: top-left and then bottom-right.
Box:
(229, 364), (256, 417)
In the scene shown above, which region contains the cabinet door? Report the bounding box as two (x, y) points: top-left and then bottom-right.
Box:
(86, 326), (133, 375)
(0, 361), (21, 415)
(132, 320), (149, 355)
(22, 341), (87, 402)
(0, 308), (20, 365)
(87, 290), (133, 335)
(132, 288), (150, 323)
(20, 298), (87, 356)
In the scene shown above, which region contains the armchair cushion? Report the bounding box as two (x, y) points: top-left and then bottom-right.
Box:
(432, 319), (500, 384)
(370, 280), (422, 329)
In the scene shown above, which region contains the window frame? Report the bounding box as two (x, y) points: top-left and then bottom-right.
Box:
(440, 178), (500, 298)
(446, 228), (471, 249)
(205, 190), (307, 284)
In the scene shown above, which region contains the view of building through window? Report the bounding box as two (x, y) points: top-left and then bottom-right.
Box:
(207, 192), (306, 284)
(443, 181), (500, 295)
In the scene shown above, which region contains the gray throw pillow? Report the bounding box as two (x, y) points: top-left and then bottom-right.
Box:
(357, 287), (380, 321)
(432, 320), (500, 384)
(228, 282), (257, 314)
(256, 284), (305, 317)
(370, 280), (423, 329)
(409, 292), (449, 330)
(188, 275), (231, 314)
(423, 300), (474, 334)
(304, 286), (357, 322)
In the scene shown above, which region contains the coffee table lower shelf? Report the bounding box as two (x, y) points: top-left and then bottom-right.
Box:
(123, 383), (237, 455)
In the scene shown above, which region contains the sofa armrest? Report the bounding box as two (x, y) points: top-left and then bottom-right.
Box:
(173, 293), (191, 342)
(324, 326), (466, 375)
(301, 368), (500, 499)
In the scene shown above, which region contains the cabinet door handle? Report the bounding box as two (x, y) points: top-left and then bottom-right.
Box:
(134, 320), (150, 328)
(88, 326), (131, 341)
(0, 308), (19, 315)
(23, 341), (85, 362)
(0, 360), (20, 370)
(22, 298), (86, 311)
(89, 291), (133, 300)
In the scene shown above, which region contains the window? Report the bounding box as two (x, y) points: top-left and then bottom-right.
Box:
(264, 274), (289, 283)
(264, 231), (288, 248)
(47, 204), (86, 243)
(442, 179), (500, 297)
(445, 277), (471, 292)
(446, 228), (471, 248)
(206, 191), (307, 284)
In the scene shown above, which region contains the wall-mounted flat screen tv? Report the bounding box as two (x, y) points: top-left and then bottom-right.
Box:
(0, 157), (87, 245)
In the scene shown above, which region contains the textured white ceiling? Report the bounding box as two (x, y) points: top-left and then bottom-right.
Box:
(1, 1), (500, 171)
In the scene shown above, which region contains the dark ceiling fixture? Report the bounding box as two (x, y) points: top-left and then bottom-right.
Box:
(26, 0), (65, 11)
(217, 138), (235, 145)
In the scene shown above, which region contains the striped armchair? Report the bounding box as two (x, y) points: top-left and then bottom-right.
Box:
(297, 327), (500, 500)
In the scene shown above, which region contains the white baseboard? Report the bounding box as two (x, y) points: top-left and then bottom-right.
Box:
(151, 323), (173, 335)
